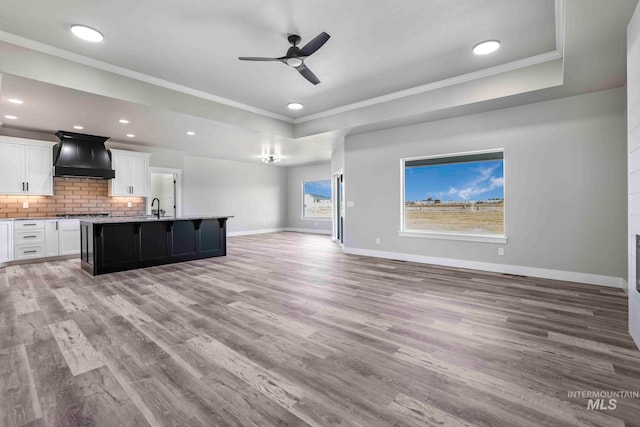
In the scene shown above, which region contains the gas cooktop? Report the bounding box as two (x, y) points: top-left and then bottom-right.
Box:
(59, 213), (111, 218)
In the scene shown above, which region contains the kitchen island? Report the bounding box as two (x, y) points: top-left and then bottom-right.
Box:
(80, 216), (232, 275)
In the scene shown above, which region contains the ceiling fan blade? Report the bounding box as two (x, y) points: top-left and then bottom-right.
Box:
(238, 56), (282, 61)
(299, 32), (330, 57)
(297, 64), (320, 85)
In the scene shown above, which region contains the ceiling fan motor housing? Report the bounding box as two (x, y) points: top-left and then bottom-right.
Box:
(287, 34), (301, 46)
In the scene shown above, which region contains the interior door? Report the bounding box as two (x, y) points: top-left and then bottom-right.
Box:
(336, 174), (344, 244)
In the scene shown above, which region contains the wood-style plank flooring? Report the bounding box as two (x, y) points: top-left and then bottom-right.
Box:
(1, 232), (640, 426)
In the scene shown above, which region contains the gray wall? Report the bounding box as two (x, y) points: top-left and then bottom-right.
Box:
(286, 162), (332, 233)
(182, 155), (286, 233)
(331, 140), (345, 175)
(628, 2), (640, 348)
(343, 88), (627, 283)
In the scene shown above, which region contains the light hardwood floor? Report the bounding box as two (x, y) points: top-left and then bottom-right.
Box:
(1, 232), (640, 426)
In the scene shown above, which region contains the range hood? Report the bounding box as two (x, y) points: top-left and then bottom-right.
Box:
(53, 131), (115, 179)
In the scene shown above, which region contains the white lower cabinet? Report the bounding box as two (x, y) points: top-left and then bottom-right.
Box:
(14, 218), (81, 261)
(58, 219), (80, 255)
(0, 221), (13, 263)
(45, 220), (60, 257)
(14, 220), (45, 260)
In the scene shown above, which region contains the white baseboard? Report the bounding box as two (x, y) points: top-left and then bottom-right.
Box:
(284, 228), (332, 235)
(343, 246), (625, 289)
(228, 228), (284, 237)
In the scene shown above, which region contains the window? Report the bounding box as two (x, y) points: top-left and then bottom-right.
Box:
(302, 180), (332, 219)
(401, 150), (505, 240)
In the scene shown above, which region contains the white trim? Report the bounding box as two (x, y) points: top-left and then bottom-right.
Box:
(284, 228), (332, 235)
(149, 167), (182, 175)
(342, 246), (624, 289)
(0, 30), (293, 123)
(295, 51), (562, 124)
(228, 228), (284, 237)
(299, 218), (331, 222)
(0, 134), (56, 147)
(398, 231), (508, 244)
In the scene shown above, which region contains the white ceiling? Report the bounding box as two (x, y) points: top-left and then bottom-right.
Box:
(0, 74), (336, 166)
(0, 0), (636, 165)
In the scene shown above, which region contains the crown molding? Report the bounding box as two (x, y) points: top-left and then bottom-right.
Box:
(294, 50), (563, 124)
(0, 30), (294, 124)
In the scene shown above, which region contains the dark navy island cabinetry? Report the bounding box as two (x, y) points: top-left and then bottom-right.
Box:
(80, 216), (232, 275)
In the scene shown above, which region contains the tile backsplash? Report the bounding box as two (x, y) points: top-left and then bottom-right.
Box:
(0, 177), (145, 218)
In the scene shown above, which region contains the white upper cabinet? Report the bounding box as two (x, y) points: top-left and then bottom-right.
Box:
(108, 149), (150, 197)
(0, 136), (53, 195)
(110, 154), (131, 196)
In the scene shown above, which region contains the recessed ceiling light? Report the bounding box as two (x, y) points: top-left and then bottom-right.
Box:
(70, 25), (104, 42)
(473, 40), (500, 55)
(186, 131), (195, 136)
(8, 98), (23, 104)
(126, 134), (135, 138)
(287, 102), (303, 110)
(4, 115), (17, 120)
(73, 125), (84, 130)
(119, 119), (129, 124)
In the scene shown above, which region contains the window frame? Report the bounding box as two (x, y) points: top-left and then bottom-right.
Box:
(399, 149), (507, 244)
(301, 180), (333, 221)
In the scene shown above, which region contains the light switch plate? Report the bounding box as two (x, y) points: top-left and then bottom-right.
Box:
(22, 202), (28, 209)
(347, 201), (354, 207)
(127, 202), (132, 208)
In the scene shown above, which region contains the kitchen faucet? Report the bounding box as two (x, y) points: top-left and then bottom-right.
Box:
(151, 198), (160, 219)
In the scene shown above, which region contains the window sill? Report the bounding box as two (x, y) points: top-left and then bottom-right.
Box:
(398, 231), (508, 244)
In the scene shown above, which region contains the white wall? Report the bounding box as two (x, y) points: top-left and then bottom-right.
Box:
(285, 162), (332, 234)
(182, 155), (286, 234)
(628, 2), (640, 349)
(342, 88), (627, 287)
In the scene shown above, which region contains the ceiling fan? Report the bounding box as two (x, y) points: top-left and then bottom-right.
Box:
(239, 32), (330, 85)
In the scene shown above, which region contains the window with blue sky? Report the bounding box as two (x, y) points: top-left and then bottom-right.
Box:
(302, 180), (332, 219)
(403, 151), (504, 235)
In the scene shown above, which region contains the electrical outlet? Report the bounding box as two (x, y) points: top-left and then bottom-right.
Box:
(314, 222), (318, 227)
(22, 202), (29, 209)
(127, 202), (132, 208)
(347, 201), (354, 207)
(375, 237), (380, 244)
(498, 247), (504, 256)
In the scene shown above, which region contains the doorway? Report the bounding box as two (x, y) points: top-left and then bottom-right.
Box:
(333, 172), (344, 244)
(148, 167), (182, 217)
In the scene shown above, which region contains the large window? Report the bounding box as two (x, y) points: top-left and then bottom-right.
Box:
(302, 180), (332, 219)
(402, 150), (504, 238)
